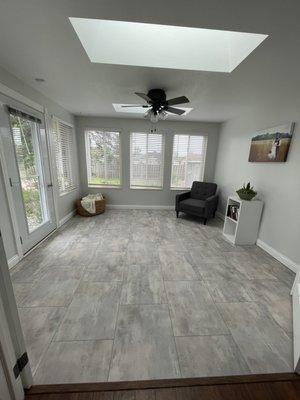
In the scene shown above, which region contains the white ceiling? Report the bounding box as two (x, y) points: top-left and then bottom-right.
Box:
(0, 0), (299, 122)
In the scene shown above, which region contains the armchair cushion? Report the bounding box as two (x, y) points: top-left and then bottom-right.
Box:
(179, 198), (206, 214)
(175, 191), (191, 210)
(191, 182), (217, 200)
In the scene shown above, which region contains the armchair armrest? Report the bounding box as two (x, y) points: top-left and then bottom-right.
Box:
(176, 191), (191, 210)
(204, 194), (219, 217)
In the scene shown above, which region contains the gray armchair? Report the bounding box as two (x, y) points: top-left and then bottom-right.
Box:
(175, 181), (218, 225)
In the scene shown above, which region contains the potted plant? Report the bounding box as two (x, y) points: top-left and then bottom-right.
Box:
(236, 182), (257, 201)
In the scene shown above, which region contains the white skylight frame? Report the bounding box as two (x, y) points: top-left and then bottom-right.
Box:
(69, 18), (268, 73)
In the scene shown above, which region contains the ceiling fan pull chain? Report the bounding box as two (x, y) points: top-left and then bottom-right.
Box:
(150, 123), (158, 134)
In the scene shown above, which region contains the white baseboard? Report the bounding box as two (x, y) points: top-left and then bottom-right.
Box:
(291, 271), (300, 295)
(8, 254), (20, 269)
(256, 239), (299, 274)
(106, 205), (174, 210)
(58, 210), (76, 227)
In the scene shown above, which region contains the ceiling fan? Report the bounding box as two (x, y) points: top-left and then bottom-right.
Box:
(121, 89), (190, 122)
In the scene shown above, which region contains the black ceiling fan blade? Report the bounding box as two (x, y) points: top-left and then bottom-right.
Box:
(121, 105), (150, 108)
(165, 106), (186, 115)
(135, 92), (152, 103)
(166, 96), (189, 106)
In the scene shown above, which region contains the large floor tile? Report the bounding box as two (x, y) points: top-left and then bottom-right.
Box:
(121, 265), (166, 305)
(204, 278), (253, 303)
(54, 282), (121, 340)
(218, 302), (293, 373)
(159, 250), (198, 281)
(229, 254), (279, 280)
(176, 335), (250, 377)
(192, 259), (245, 281)
(17, 266), (84, 307)
(83, 264), (124, 282)
(108, 305), (180, 381)
(13, 283), (34, 305)
(82, 252), (126, 282)
(34, 340), (113, 384)
(130, 227), (159, 244)
(126, 246), (160, 266)
(47, 243), (97, 266)
(10, 253), (49, 283)
(99, 236), (129, 252)
(248, 279), (293, 333)
(263, 259), (296, 287)
(40, 232), (73, 254)
(157, 240), (187, 254)
(18, 307), (66, 374)
(165, 281), (228, 336)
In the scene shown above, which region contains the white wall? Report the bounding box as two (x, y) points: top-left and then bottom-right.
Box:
(0, 65), (80, 261)
(214, 109), (300, 268)
(76, 116), (220, 206)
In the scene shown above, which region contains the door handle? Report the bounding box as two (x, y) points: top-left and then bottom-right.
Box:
(47, 183), (53, 188)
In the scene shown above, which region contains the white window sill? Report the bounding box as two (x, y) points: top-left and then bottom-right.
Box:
(130, 186), (163, 190)
(88, 185), (122, 189)
(59, 187), (77, 197)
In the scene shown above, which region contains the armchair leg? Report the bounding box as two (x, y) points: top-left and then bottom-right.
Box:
(176, 211), (179, 218)
(203, 218), (207, 225)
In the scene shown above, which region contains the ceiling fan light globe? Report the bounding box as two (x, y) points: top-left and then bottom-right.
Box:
(160, 111), (168, 120)
(150, 112), (159, 123)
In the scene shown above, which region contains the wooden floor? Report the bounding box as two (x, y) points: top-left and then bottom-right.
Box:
(25, 373), (300, 399)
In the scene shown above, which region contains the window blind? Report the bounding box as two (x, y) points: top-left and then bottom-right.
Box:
(171, 134), (207, 189)
(130, 133), (164, 188)
(7, 106), (41, 124)
(53, 120), (75, 193)
(85, 130), (121, 186)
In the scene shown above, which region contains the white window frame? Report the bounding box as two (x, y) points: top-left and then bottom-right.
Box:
(85, 128), (122, 189)
(170, 133), (208, 190)
(130, 132), (165, 190)
(52, 117), (76, 196)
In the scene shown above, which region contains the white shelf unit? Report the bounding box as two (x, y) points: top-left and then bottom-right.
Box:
(223, 196), (263, 245)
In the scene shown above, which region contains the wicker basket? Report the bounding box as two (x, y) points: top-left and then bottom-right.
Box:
(76, 196), (106, 217)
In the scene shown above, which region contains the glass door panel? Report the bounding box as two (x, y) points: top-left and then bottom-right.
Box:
(9, 114), (48, 233)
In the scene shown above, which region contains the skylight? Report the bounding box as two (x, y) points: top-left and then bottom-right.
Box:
(69, 18), (268, 73)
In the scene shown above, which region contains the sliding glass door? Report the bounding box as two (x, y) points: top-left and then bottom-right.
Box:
(9, 112), (49, 233)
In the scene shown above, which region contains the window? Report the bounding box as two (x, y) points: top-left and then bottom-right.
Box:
(130, 133), (164, 189)
(85, 130), (121, 187)
(53, 119), (75, 194)
(171, 134), (207, 189)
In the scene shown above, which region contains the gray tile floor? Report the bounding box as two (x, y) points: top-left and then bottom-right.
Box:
(10, 210), (295, 384)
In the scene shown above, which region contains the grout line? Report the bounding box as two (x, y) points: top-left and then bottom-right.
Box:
(31, 306), (69, 379)
(159, 260), (182, 379)
(200, 271), (254, 374)
(174, 333), (235, 338)
(51, 338), (114, 343)
(17, 305), (67, 309)
(213, 301), (254, 374)
(33, 261), (89, 380)
(106, 265), (125, 382)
